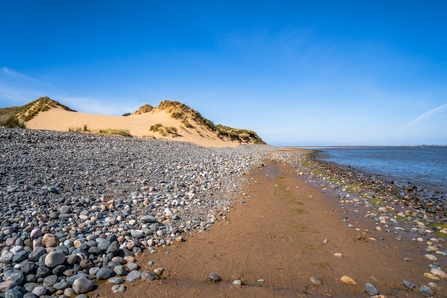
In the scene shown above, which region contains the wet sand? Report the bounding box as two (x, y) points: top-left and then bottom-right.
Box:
(93, 160), (446, 297)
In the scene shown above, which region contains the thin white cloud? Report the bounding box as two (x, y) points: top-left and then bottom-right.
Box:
(404, 103), (447, 128)
(57, 96), (135, 116)
(2, 67), (53, 87)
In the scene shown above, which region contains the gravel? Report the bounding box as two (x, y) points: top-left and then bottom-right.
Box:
(0, 127), (278, 296)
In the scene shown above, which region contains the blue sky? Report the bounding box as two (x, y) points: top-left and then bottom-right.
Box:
(1, 1), (446, 145)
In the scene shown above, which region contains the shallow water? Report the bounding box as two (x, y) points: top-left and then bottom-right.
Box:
(313, 146), (447, 194)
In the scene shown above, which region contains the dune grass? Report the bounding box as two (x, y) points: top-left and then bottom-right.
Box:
(68, 125), (131, 137)
(149, 123), (179, 137)
(0, 114), (26, 129)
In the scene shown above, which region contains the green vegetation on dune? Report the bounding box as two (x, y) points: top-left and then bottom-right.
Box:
(68, 125), (131, 137)
(140, 100), (266, 144)
(0, 96), (76, 128)
(17, 96), (76, 122)
(214, 124), (265, 144)
(149, 123), (179, 137)
(0, 105), (26, 128)
(0, 114), (26, 129)
(133, 104), (154, 115)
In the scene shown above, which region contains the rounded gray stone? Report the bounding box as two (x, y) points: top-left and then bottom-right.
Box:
(310, 276), (323, 285)
(32, 286), (46, 296)
(107, 276), (125, 284)
(419, 285), (434, 297)
(5, 288), (23, 298)
(208, 272), (221, 282)
(73, 277), (94, 294)
(44, 251), (65, 268)
(112, 284), (126, 293)
(365, 283), (379, 295)
(127, 262), (139, 271)
(140, 216), (156, 223)
(403, 280), (415, 290)
(28, 247), (46, 262)
(141, 271), (157, 281)
(126, 270), (141, 282)
(96, 266), (116, 280)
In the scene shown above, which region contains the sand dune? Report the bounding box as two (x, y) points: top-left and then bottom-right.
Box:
(26, 107), (241, 148)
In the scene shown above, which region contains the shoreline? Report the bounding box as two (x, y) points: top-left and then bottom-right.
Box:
(94, 157), (447, 297)
(308, 147), (447, 196)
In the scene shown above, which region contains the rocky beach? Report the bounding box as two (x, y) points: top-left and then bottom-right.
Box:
(1, 128), (447, 297)
(0, 128), (273, 297)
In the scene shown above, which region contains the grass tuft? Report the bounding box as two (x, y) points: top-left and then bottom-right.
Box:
(149, 123), (179, 137)
(0, 114), (26, 128)
(68, 126), (131, 137)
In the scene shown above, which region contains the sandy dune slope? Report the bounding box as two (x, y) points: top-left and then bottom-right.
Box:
(26, 107), (240, 148)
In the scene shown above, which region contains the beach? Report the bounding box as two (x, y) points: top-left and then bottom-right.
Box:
(94, 159), (447, 298)
(1, 128), (446, 297)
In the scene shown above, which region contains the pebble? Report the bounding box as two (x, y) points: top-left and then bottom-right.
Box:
(72, 277), (93, 294)
(418, 285), (434, 296)
(431, 268), (446, 276)
(126, 270), (141, 282)
(340, 276), (357, 285)
(141, 271), (158, 281)
(233, 279), (242, 286)
(208, 272), (222, 282)
(112, 284), (126, 293)
(152, 268), (163, 276)
(310, 276), (323, 285)
(402, 280), (415, 290)
(365, 283), (379, 295)
(425, 254), (438, 261)
(31, 286), (46, 296)
(334, 253), (343, 258)
(127, 262), (140, 271)
(424, 272), (440, 280)
(96, 267), (116, 280)
(428, 282), (439, 290)
(44, 251), (65, 268)
(107, 277), (124, 284)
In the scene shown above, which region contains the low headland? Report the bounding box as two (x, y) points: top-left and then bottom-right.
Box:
(0, 98), (446, 297)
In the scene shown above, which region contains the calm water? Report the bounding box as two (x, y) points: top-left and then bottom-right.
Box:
(314, 146), (447, 194)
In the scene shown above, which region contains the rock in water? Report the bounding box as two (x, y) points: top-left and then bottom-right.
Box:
(208, 272), (222, 282)
(365, 283), (379, 295)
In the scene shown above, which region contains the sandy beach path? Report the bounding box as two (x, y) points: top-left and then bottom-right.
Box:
(94, 160), (444, 297)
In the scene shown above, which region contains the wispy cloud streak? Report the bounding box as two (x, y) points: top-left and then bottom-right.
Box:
(404, 103), (447, 128)
(2, 67), (53, 87)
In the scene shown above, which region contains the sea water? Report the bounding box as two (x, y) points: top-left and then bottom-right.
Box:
(314, 146), (447, 194)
